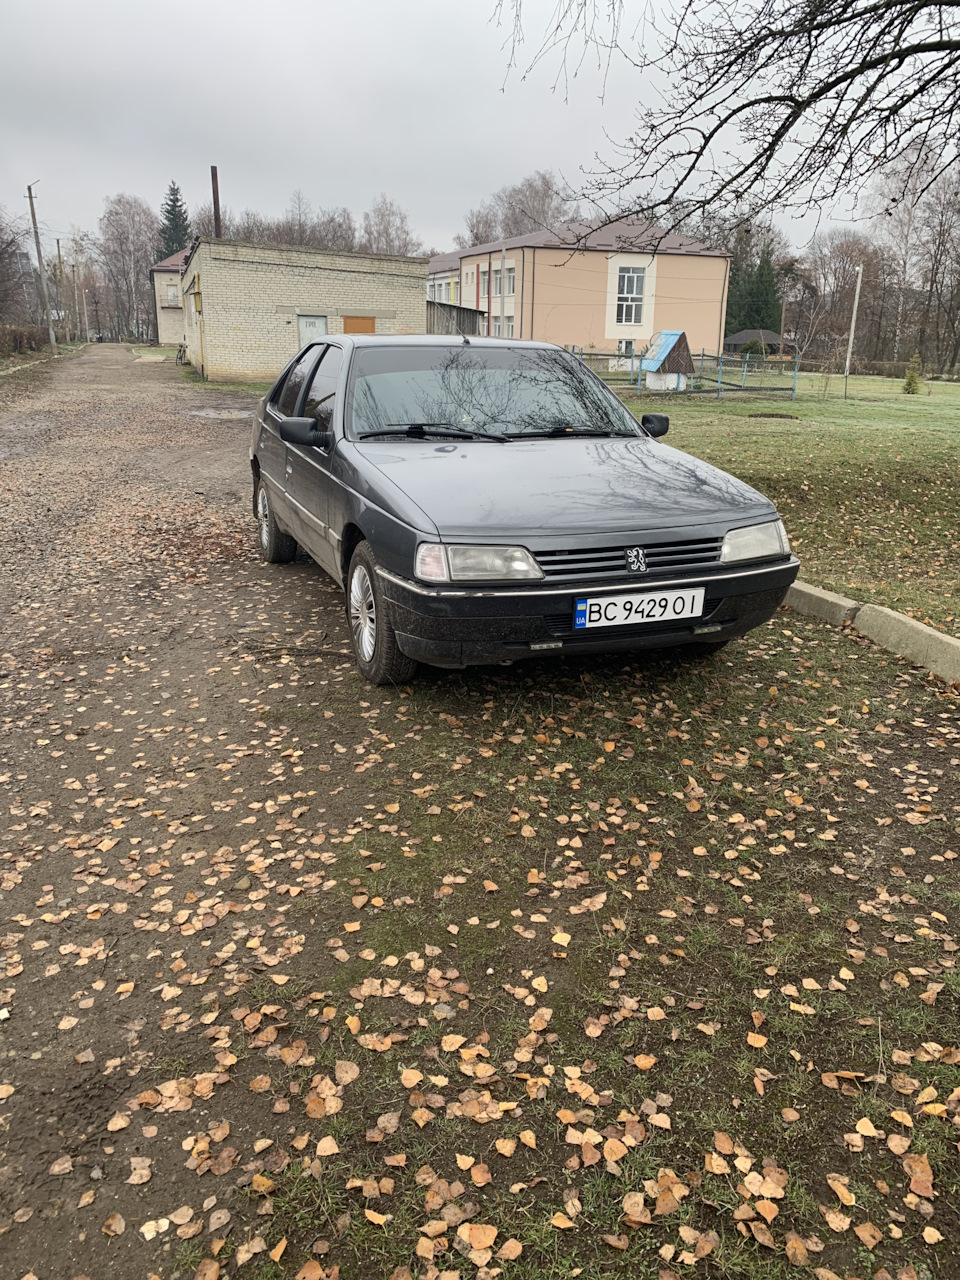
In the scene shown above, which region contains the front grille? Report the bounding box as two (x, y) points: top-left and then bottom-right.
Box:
(534, 536), (723, 582)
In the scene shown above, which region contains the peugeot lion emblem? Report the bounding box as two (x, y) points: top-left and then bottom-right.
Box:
(625, 546), (647, 573)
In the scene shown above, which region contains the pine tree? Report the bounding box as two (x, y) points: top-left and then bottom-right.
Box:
(157, 181), (191, 259)
(903, 351), (922, 394)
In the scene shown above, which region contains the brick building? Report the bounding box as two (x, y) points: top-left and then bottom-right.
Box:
(149, 248), (189, 346)
(179, 238), (428, 380)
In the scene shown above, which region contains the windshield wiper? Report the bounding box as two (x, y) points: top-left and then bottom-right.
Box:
(358, 423), (508, 442)
(504, 425), (636, 439)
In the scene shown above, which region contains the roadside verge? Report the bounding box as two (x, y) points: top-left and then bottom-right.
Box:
(786, 581), (960, 684)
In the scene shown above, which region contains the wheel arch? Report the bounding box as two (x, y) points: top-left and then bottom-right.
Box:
(340, 523), (366, 583)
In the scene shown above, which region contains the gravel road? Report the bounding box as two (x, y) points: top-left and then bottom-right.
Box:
(0, 346), (364, 1277)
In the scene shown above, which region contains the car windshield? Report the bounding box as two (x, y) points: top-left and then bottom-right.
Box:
(346, 345), (642, 440)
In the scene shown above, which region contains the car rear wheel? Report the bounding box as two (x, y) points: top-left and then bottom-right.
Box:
(256, 482), (297, 564)
(347, 543), (418, 685)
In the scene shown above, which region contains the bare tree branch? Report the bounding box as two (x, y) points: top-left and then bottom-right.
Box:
(498, 1), (960, 226)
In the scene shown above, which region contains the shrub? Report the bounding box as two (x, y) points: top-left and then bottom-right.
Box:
(0, 325), (49, 358)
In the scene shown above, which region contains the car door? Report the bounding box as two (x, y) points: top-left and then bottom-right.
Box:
(259, 346), (322, 535)
(284, 344), (345, 578)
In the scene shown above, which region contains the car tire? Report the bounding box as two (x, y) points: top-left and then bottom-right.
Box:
(256, 481), (297, 564)
(346, 543), (418, 685)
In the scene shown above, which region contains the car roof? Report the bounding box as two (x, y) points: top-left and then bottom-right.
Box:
(333, 334), (559, 352)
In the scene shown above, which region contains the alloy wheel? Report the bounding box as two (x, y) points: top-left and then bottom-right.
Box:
(350, 564), (377, 662)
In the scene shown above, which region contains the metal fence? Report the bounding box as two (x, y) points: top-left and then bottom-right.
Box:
(572, 348), (800, 399)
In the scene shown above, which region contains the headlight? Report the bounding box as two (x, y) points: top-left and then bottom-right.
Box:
(721, 520), (790, 564)
(415, 543), (543, 582)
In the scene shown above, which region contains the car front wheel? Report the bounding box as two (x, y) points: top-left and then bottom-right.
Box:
(256, 481), (296, 564)
(346, 543), (418, 685)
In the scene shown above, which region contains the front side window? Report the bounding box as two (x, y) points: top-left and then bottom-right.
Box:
(346, 344), (641, 440)
(505, 267), (515, 296)
(274, 348), (319, 415)
(479, 269), (488, 297)
(303, 345), (344, 431)
(166, 283), (179, 306)
(616, 267), (645, 324)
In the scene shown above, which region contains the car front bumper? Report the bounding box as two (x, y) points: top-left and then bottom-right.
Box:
(378, 558), (800, 668)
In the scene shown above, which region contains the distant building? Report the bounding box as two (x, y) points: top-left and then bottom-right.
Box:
(149, 249), (189, 345)
(426, 219), (729, 355)
(179, 238), (428, 380)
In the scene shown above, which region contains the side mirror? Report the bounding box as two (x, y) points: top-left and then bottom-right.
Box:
(278, 416), (333, 450)
(641, 413), (669, 438)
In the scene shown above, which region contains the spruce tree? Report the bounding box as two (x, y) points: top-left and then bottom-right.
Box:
(157, 181), (191, 259)
(903, 352), (922, 394)
(745, 247), (781, 333)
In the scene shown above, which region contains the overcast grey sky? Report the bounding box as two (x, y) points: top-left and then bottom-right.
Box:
(0, 0), (659, 251)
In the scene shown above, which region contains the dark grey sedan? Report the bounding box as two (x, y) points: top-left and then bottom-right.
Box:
(250, 336), (799, 683)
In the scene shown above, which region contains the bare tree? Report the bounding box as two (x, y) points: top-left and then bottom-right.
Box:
(358, 194), (423, 256)
(453, 170), (580, 247)
(498, 2), (960, 225)
(312, 207), (358, 252)
(453, 206), (502, 249)
(0, 207), (32, 324)
(97, 194), (160, 341)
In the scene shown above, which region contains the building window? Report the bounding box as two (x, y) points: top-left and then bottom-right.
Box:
(427, 281), (435, 300)
(492, 269), (501, 297)
(166, 283), (179, 306)
(617, 339), (635, 357)
(616, 267), (644, 324)
(505, 267), (515, 296)
(479, 268), (489, 297)
(506, 316), (514, 338)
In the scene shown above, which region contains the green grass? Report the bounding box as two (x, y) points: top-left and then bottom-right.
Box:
(617, 372), (960, 637)
(178, 364), (273, 397)
(181, 621), (960, 1280)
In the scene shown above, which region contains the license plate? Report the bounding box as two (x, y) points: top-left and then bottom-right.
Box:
(574, 587), (705, 629)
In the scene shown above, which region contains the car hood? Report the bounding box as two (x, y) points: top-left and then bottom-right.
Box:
(355, 436), (775, 537)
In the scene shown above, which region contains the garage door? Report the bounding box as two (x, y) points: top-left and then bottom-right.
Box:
(342, 315), (376, 334)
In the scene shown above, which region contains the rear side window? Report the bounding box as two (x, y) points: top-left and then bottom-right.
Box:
(274, 348), (320, 416)
(303, 346), (344, 430)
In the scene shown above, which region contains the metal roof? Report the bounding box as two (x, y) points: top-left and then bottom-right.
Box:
(640, 331), (685, 371)
(430, 217), (727, 269)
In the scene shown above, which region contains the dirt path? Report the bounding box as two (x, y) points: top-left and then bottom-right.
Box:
(1, 347), (957, 1280)
(0, 346), (364, 1277)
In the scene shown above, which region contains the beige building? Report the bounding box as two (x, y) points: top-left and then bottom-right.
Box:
(149, 249), (189, 346)
(180, 238), (428, 381)
(428, 219), (729, 356)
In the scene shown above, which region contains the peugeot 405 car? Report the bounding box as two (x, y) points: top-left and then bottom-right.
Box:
(250, 335), (799, 684)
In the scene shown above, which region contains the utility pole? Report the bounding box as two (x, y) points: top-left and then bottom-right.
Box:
(843, 264), (864, 400)
(26, 183), (57, 351)
(91, 293), (101, 340)
(72, 263), (81, 341)
(778, 292), (788, 375)
(56, 239), (70, 340)
(82, 288), (90, 340)
(210, 165), (222, 239)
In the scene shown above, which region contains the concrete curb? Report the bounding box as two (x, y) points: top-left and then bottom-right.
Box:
(854, 604), (960, 685)
(785, 582), (860, 627)
(784, 579), (960, 685)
